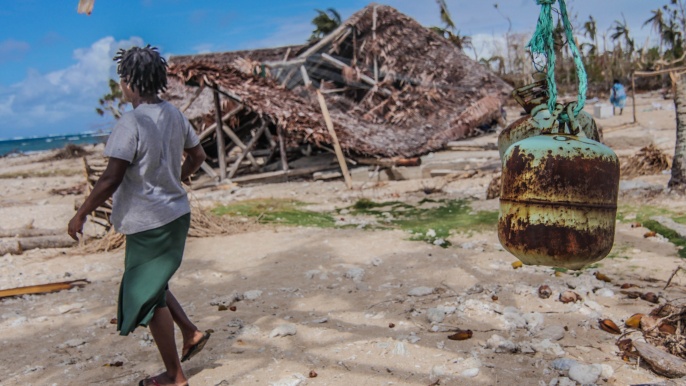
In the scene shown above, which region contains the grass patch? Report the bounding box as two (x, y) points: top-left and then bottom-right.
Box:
(642, 220), (686, 258)
(606, 243), (631, 260)
(0, 169), (80, 179)
(213, 198), (336, 228)
(618, 205), (686, 225)
(348, 198), (498, 247)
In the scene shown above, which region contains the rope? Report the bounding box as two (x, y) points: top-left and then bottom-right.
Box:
(527, 0), (587, 119)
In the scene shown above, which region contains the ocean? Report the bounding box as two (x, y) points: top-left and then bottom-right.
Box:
(0, 132), (110, 157)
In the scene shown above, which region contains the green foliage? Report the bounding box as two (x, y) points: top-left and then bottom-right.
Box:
(96, 79), (125, 120)
(309, 8), (341, 42)
(430, 0), (472, 51)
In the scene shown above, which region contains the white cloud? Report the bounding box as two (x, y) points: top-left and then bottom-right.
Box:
(0, 36), (143, 135)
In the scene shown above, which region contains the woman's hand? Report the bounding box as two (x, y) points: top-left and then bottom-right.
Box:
(68, 213), (87, 241)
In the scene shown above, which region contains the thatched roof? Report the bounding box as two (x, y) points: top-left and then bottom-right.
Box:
(164, 3), (512, 158)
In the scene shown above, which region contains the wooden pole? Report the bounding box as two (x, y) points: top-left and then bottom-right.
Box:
(373, 6), (379, 83)
(213, 88), (227, 180)
(277, 125), (289, 171)
(631, 72), (637, 123)
(227, 124), (267, 178)
(315, 89), (353, 189)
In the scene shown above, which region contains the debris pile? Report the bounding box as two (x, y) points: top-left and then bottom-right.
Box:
(621, 144), (671, 178)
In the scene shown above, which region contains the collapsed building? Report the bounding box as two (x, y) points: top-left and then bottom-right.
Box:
(163, 3), (512, 184)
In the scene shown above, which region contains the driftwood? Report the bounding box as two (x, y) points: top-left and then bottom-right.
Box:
(0, 235), (77, 255)
(634, 341), (686, 378)
(0, 228), (63, 238)
(0, 279), (89, 299)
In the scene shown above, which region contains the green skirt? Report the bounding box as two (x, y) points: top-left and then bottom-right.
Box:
(117, 213), (191, 336)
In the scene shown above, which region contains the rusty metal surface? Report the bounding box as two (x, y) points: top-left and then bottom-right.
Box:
(498, 134), (620, 269)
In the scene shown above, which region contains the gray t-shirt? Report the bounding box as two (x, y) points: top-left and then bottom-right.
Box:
(104, 100), (200, 234)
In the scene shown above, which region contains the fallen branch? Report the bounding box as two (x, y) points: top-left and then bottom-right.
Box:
(665, 266), (684, 290)
(0, 279), (89, 299)
(0, 235), (77, 255)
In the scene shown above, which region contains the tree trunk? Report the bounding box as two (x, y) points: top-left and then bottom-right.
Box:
(669, 75), (686, 189)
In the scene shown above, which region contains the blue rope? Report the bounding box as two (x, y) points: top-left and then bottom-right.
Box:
(527, 0), (587, 118)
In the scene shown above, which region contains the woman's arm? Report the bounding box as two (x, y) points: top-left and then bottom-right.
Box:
(181, 144), (207, 183)
(67, 157), (129, 240)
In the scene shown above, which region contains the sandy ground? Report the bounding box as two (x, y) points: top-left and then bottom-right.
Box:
(2, 92), (686, 386)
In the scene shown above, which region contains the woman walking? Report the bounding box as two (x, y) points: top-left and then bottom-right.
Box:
(68, 45), (209, 386)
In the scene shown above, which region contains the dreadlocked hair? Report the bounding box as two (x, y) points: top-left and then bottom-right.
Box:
(114, 45), (168, 96)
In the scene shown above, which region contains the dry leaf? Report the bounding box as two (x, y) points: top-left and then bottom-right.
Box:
(491, 295), (498, 301)
(559, 290), (581, 303)
(620, 283), (638, 289)
(625, 313), (644, 329)
(512, 261), (523, 269)
(599, 319), (622, 335)
(617, 338), (633, 352)
(631, 222), (642, 228)
(594, 272), (612, 283)
(448, 329), (473, 341)
(109, 317), (117, 324)
(538, 285), (552, 299)
(644, 231), (657, 238)
(554, 271), (563, 277)
(104, 361), (123, 367)
(622, 291), (642, 299)
(659, 323), (677, 335)
(229, 306), (237, 312)
(641, 292), (659, 304)
(218, 305), (228, 311)
(388, 323), (395, 328)
(309, 370), (318, 378)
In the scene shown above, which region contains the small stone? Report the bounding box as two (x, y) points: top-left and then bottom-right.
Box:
(568, 362), (601, 385)
(531, 339), (565, 356)
(549, 377), (576, 386)
(408, 287), (435, 297)
(427, 308), (446, 324)
(269, 323), (297, 338)
(345, 268), (365, 282)
(524, 312), (545, 332)
(551, 358), (578, 371)
(486, 334), (517, 353)
(595, 288), (615, 297)
(58, 339), (86, 349)
(598, 363), (614, 378)
(536, 325), (565, 341)
(311, 317), (328, 324)
(371, 258), (383, 266)
(392, 341), (407, 356)
(430, 365), (447, 380)
(305, 270), (321, 279)
(243, 290), (263, 300)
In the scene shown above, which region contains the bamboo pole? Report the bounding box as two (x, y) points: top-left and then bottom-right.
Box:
(212, 88), (227, 180)
(373, 6), (378, 83)
(315, 89), (353, 189)
(631, 72), (638, 123)
(198, 105), (243, 140)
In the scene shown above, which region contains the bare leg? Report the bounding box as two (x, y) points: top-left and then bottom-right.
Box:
(146, 306), (188, 385)
(166, 290), (204, 356)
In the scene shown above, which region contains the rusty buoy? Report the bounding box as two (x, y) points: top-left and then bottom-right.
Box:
(498, 132), (619, 270)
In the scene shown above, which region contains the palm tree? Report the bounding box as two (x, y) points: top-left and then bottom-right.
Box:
(309, 8), (342, 42)
(644, 8), (665, 54)
(610, 16), (635, 55)
(670, 76), (686, 190)
(583, 15), (598, 55)
(430, 1), (472, 52)
(95, 79), (125, 120)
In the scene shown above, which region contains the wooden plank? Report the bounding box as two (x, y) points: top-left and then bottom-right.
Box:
(0, 279), (89, 299)
(0, 235), (78, 256)
(300, 65), (312, 87)
(199, 161), (218, 180)
(634, 341), (686, 378)
(227, 124), (267, 178)
(213, 89), (227, 180)
(315, 89), (353, 189)
(231, 164), (336, 184)
(356, 157), (421, 167)
(0, 228), (64, 238)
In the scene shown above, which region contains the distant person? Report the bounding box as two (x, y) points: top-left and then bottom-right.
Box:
(68, 45), (209, 386)
(610, 79), (627, 116)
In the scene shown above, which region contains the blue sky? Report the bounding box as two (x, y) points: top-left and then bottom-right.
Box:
(0, 0), (667, 139)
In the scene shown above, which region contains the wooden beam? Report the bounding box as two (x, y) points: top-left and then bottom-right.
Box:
(373, 6), (379, 83)
(213, 89), (227, 180)
(181, 85), (206, 113)
(199, 161), (219, 180)
(227, 124), (267, 178)
(265, 58), (307, 69)
(231, 164), (337, 184)
(297, 26), (352, 59)
(320, 53), (391, 96)
(198, 104), (243, 140)
(315, 89), (353, 189)
(300, 65), (312, 87)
